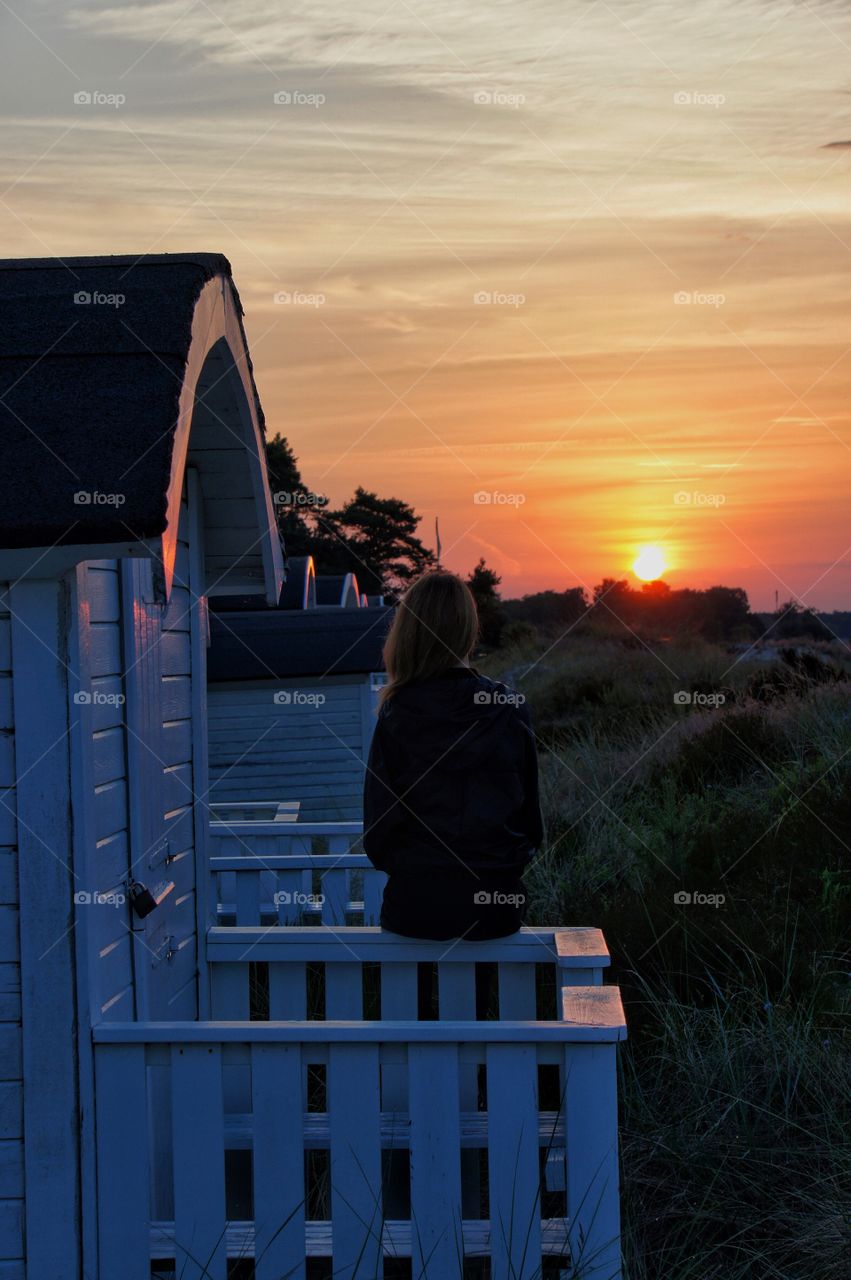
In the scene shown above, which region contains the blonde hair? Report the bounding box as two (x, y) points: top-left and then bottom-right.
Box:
(378, 571), (479, 708)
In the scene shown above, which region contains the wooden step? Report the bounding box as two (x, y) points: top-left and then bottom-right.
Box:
(149, 1217), (572, 1260)
(221, 1109), (566, 1149)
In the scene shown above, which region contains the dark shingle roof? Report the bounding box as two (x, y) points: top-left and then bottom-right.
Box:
(208, 606), (394, 680)
(0, 252), (258, 549)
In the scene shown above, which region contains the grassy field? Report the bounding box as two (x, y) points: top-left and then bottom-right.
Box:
(482, 630), (851, 1280)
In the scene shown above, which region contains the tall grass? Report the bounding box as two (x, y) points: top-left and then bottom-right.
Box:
(482, 633), (851, 1279)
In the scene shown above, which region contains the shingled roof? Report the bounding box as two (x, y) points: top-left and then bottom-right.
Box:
(207, 606), (394, 680)
(0, 252), (262, 550)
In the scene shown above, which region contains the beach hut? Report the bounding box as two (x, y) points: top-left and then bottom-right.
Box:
(0, 252), (283, 1275)
(206, 602), (393, 822)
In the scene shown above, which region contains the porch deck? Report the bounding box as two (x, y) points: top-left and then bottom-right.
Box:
(92, 817), (627, 1278)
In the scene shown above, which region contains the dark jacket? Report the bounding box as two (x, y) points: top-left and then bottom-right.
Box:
(363, 666), (544, 885)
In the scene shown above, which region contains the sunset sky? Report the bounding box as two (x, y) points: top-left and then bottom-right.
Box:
(2, 0), (851, 607)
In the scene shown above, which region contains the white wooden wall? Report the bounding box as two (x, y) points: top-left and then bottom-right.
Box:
(0, 585), (23, 1277)
(208, 677), (373, 822)
(74, 491), (202, 1024)
(86, 560), (136, 1022)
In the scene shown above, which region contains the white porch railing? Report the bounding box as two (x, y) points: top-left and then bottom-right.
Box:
(208, 820), (383, 925)
(93, 986), (626, 1280)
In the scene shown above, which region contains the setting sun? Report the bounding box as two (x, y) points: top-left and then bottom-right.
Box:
(632, 546), (667, 582)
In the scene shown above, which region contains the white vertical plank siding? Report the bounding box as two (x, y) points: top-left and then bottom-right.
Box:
(325, 963), (363, 1020)
(379, 963), (417, 1110)
(150, 496), (199, 1020)
(564, 1043), (622, 1280)
(379, 962), (417, 1223)
(487, 1044), (542, 1277)
(172, 1044), (227, 1280)
(94, 1045), (150, 1279)
(252, 1044), (306, 1280)
(409, 1044), (463, 1277)
(187, 469), (213, 997)
(328, 1044), (383, 1278)
(269, 960), (307, 1019)
(321, 868), (348, 925)
(362, 867), (386, 925)
(210, 963), (250, 1019)
(498, 963), (537, 1020)
(438, 963), (479, 1217)
(85, 562), (134, 1023)
(10, 579), (81, 1278)
(120, 556), (164, 1021)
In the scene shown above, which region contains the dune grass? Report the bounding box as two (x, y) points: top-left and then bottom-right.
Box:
(480, 631), (851, 1280)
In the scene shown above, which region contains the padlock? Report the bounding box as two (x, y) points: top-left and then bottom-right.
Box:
(127, 879), (159, 919)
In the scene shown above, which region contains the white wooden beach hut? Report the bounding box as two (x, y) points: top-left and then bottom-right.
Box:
(0, 251), (627, 1280)
(206, 602), (393, 823)
(0, 251), (284, 1276)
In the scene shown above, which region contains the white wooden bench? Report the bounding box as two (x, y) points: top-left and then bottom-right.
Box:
(93, 987), (627, 1280)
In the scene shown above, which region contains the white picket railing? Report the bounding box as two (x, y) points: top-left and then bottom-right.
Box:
(208, 820), (383, 925)
(93, 986), (626, 1280)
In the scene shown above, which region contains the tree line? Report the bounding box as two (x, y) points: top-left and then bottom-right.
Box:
(267, 435), (835, 646)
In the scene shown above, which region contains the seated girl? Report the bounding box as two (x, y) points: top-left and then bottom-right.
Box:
(363, 570), (544, 941)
